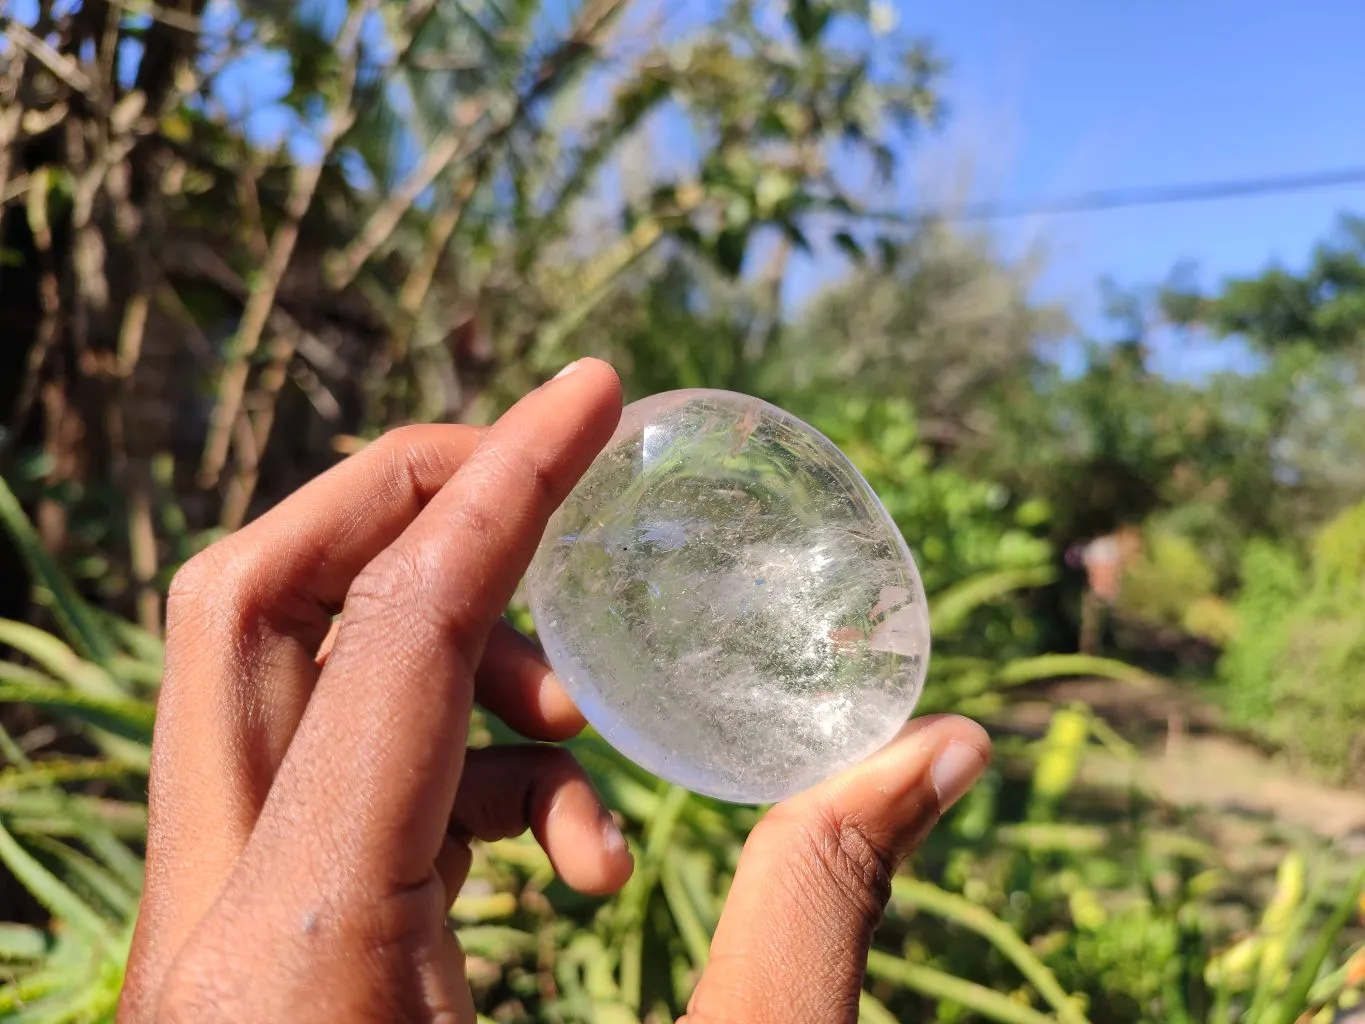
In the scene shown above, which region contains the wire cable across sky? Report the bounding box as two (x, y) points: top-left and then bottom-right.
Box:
(892, 165), (1365, 225)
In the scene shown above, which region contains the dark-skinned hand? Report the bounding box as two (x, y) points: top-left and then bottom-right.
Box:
(118, 359), (990, 1023)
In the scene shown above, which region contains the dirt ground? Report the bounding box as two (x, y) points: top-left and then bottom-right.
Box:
(1007, 678), (1365, 853)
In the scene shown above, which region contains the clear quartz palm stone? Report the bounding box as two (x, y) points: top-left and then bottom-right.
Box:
(525, 389), (930, 804)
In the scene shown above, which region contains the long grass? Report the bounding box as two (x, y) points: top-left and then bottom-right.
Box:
(0, 493), (1360, 1022)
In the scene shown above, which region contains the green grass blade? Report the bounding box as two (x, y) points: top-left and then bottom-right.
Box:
(0, 621), (126, 699)
(77, 826), (145, 897)
(930, 566), (1056, 638)
(0, 477), (115, 665)
(455, 925), (538, 960)
(0, 923), (48, 962)
(1269, 861), (1365, 1024)
(858, 990), (901, 1024)
(866, 950), (1057, 1024)
(1, 792), (148, 843)
(0, 759), (132, 793)
(660, 850), (712, 971)
(890, 877), (1091, 1024)
(0, 662), (63, 689)
(108, 656), (163, 691)
(613, 783), (691, 1010)
(8, 971), (122, 1024)
(0, 720), (32, 768)
(0, 819), (112, 942)
(93, 607), (164, 665)
(0, 967), (85, 1015)
(25, 834), (139, 921)
(994, 653), (1161, 690)
(0, 758), (144, 889)
(0, 682), (154, 748)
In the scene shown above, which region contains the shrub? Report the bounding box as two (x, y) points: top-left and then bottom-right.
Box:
(1220, 502), (1365, 784)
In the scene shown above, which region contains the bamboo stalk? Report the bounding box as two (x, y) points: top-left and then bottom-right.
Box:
(4, 22), (96, 97)
(377, 168), (480, 423)
(217, 410), (261, 532)
(5, 168), (62, 462)
(0, 31), (27, 246)
(325, 0), (633, 291)
(223, 165), (479, 525)
(390, 177), (474, 366)
(108, 286), (161, 635)
(198, 0), (374, 491)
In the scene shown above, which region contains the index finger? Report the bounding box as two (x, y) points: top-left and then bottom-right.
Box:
(251, 359), (622, 899)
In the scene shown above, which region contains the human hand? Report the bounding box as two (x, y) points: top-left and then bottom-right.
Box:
(118, 359), (989, 1023)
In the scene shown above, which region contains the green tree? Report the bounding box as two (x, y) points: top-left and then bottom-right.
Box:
(0, 0), (945, 623)
(1162, 214), (1365, 533)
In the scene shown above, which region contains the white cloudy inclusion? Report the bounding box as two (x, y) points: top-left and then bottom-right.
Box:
(525, 389), (931, 804)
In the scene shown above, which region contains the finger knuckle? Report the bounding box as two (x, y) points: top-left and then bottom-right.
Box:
(465, 441), (558, 523)
(346, 546), (429, 621)
(516, 747), (586, 832)
(373, 422), (434, 454)
(165, 541), (255, 628)
(445, 495), (508, 555)
(370, 428), (435, 503)
(501, 443), (559, 519)
(786, 807), (895, 938)
(165, 546), (219, 613)
(345, 546), (483, 664)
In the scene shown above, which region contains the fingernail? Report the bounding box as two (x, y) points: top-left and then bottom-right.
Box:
(552, 360), (581, 381)
(601, 813), (628, 857)
(930, 741), (985, 812)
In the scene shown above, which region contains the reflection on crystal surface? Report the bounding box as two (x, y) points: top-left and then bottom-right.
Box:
(526, 389), (930, 804)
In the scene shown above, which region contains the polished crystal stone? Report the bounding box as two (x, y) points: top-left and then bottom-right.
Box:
(525, 389), (930, 804)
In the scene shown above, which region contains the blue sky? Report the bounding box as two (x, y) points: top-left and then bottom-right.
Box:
(884, 0), (1365, 368)
(13, 0), (1363, 373)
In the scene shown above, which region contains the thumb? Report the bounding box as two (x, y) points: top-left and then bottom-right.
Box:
(683, 715), (990, 1024)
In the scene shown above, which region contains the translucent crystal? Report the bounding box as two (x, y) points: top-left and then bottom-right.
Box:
(526, 390), (930, 804)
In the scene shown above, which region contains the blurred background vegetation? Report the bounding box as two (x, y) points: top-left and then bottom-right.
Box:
(1, 1), (1363, 1021)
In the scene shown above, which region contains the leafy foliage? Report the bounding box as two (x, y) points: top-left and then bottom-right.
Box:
(1220, 503), (1365, 784)
(1, 493), (1360, 1023)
